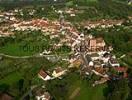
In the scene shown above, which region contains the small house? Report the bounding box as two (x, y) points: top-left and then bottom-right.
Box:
(52, 67), (67, 78)
(38, 69), (51, 81)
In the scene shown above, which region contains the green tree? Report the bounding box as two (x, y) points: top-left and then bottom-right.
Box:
(0, 84), (9, 93)
(105, 79), (130, 100)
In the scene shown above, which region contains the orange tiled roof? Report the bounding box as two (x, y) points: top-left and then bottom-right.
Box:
(38, 69), (48, 78)
(115, 67), (127, 72)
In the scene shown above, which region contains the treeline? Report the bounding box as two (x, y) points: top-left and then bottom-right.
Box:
(89, 24), (132, 67)
(67, 0), (132, 21)
(91, 25), (132, 54)
(103, 31), (132, 53)
(0, 0), (67, 10)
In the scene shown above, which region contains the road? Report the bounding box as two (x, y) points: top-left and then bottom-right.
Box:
(80, 52), (92, 73)
(0, 53), (70, 59)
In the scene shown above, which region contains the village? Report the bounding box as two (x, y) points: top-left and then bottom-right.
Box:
(36, 32), (128, 100)
(0, 2), (131, 100)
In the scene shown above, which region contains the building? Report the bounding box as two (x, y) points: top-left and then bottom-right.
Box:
(52, 67), (67, 78)
(114, 67), (128, 78)
(102, 52), (111, 63)
(70, 59), (82, 68)
(34, 89), (51, 100)
(115, 67), (127, 73)
(38, 69), (51, 81)
(109, 58), (120, 67)
(94, 61), (102, 68)
(0, 93), (13, 100)
(88, 37), (106, 51)
(96, 37), (106, 49)
(81, 66), (91, 75)
(88, 61), (94, 67)
(89, 38), (96, 51)
(90, 53), (100, 61)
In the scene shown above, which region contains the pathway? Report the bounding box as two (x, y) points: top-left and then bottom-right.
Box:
(69, 87), (81, 100)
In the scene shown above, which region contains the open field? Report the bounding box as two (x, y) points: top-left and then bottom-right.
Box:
(0, 71), (23, 86)
(46, 73), (107, 100)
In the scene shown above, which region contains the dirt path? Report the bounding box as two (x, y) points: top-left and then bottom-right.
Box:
(69, 87), (81, 100)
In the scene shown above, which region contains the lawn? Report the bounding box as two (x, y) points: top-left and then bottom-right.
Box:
(46, 73), (107, 100)
(0, 30), (52, 56)
(0, 42), (36, 56)
(0, 71), (23, 86)
(67, 76), (106, 100)
(73, 82), (106, 100)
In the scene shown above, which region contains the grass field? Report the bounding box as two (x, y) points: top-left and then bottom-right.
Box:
(0, 43), (32, 56)
(0, 71), (23, 86)
(67, 77), (106, 100)
(47, 73), (107, 100)
(0, 41), (44, 56)
(73, 82), (106, 100)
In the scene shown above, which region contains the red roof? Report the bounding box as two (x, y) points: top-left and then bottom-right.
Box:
(115, 67), (127, 72)
(0, 93), (13, 100)
(38, 69), (48, 78)
(123, 73), (128, 78)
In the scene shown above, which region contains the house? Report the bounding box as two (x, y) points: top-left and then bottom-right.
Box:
(0, 93), (13, 100)
(103, 52), (111, 58)
(52, 67), (67, 78)
(114, 67), (128, 78)
(36, 92), (50, 100)
(94, 67), (106, 75)
(81, 66), (91, 75)
(35, 89), (51, 100)
(94, 61), (102, 68)
(108, 46), (113, 51)
(88, 37), (106, 51)
(96, 37), (105, 49)
(100, 60), (106, 67)
(70, 13), (76, 17)
(128, 0), (132, 5)
(71, 59), (82, 68)
(114, 67), (127, 73)
(88, 61), (94, 67)
(90, 53), (100, 61)
(102, 52), (111, 63)
(38, 69), (51, 81)
(89, 39), (96, 50)
(109, 58), (120, 67)
(85, 54), (92, 64)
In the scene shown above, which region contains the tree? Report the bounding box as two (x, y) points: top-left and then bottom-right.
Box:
(0, 84), (9, 93)
(127, 68), (132, 100)
(105, 79), (130, 100)
(18, 79), (24, 93)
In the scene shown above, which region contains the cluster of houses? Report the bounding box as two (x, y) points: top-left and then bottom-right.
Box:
(69, 33), (128, 86)
(81, 19), (124, 30)
(36, 32), (128, 99)
(36, 67), (67, 100)
(38, 67), (67, 81)
(33, 87), (51, 100)
(0, 10), (19, 37)
(0, 12), (17, 23)
(0, 7), (129, 100)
